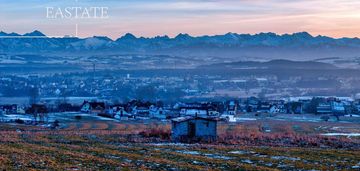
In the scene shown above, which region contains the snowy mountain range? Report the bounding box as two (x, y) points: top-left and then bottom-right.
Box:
(1, 30), (360, 59)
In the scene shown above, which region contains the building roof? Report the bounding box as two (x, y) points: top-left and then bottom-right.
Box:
(171, 116), (221, 123)
(89, 102), (105, 109)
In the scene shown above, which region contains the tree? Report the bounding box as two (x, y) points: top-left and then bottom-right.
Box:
(305, 97), (323, 114)
(26, 104), (48, 124)
(289, 102), (302, 114)
(59, 88), (69, 104)
(28, 87), (39, 105)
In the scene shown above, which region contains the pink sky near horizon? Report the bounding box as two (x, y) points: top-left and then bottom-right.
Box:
(0, 0), (360, 39)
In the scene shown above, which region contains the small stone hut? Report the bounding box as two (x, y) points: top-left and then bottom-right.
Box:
(171, 116), (219, 142)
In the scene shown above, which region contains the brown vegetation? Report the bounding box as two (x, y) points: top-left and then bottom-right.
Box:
(0, 120), (359, 170)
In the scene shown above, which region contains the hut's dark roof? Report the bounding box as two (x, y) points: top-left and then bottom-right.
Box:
(172, 116), (220, 123)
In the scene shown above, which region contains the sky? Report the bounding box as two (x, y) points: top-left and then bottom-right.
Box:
(0, 0), (360, 39)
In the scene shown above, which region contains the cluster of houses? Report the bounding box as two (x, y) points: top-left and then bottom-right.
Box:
(79, 100), (223, 141)
(1, 96), (360, 141)
(2, 96), (360, 117)
(80, 101), (168, 119)
(75, 97), (359, 141)
(0, 104), (25, 115)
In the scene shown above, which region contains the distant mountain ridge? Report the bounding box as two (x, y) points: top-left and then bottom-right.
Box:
(1, 30), (360, 59)
(199, 59), (337, 70)
(0, 30), (45, 37)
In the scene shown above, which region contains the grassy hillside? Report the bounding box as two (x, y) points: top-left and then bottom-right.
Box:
(0, 121), (359, 170)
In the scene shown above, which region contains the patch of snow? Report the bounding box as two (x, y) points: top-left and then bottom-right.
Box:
(321, 133), (360, 137)
(150, 143), (191, 147)
(176, 150), (232, 160)
(241, 159), (253, 164)
(352, 165), (360, 169)
(1, 114), (32, 121)
(176, 150), (200, 155)
(204, 153), (232, 160)
(271, 156), (301, 161)
(223, 116), (257, 122)
(277, 164), (289, 168)
(228, 150), (252, 155)
(254, 154), (268, 158)
(236, 118), (257, 121)
(265, 163), (273, 167)
(345, 114), (360, 118)
(192, 161), (202, 165)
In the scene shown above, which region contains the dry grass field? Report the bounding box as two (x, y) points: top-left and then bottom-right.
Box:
(0, 120), (359, 170)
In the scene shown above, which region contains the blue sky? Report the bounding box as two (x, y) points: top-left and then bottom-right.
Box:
(1, 0), (360, 39)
